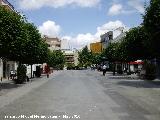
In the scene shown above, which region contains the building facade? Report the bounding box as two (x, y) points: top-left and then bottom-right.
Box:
(0, 0), (14, 11)
(100, 31), (113, 51)
(44, 36), (61, 51)
(111, 32), (126, 43)
(62, 49), (79, 66)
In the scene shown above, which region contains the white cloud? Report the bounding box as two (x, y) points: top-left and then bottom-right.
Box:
(108, 3), (135, 16)
(39, 20), (128, 49)
(19, 0), (100, 10)
(38, 20), (61, 37)
(96, 20), (126, 38)
(128, 0), (145, 13)
(108, 4), (123, 15)
(61, 20), (128, 49)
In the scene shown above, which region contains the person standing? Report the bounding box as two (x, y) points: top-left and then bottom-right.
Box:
(102, 64), (107, 76)
(45, 65), (50, 78)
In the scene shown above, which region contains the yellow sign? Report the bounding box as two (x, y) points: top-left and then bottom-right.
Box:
(90, 42), (102, 53)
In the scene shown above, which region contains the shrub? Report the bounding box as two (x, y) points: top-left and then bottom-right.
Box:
(14, 64), (27, 84)
(35, 66), (41, 77)
(117, 64), (123, 74)
(144, 61), (156, 80)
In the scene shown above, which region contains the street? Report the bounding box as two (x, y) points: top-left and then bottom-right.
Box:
(0, 70), (160, 120)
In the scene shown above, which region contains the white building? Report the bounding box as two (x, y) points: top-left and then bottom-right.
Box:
(111, 32), (126, 43)
(61, 39), (79, 66)
(44, 36), (61, 51)
(62, 49), (79, 66)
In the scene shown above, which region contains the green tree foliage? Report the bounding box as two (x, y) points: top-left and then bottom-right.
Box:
(0, 6), (49, 65)
(105, 27), (150, 62)
(78, 46), (92, 66)
(0, 6), (51, 82)
(14, 64), (27, 84)
(124, 26), (151, 61)
(48, 50), (65, 69)
(105, 43), (119, 62)
(0, 6), (25, 59)
(37, 40), (49, 64)
(90, 53), (102, 65)
(21, 23), (42, 64)
(143, 0), (160, 58)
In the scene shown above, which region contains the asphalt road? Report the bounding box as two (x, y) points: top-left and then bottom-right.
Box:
(0, 70), (160, 120)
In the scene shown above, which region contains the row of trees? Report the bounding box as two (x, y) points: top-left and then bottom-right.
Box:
(78, 0), (160, 79)
(103, 0), (160, 79)
(104, 0), (160, 64)
(78, 46), (104, 67)
(48, 50), (65, 70)
(0, 6), (65, 83)
(0, 6), (48, 65)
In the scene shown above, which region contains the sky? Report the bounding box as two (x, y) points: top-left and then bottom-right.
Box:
(8, 0), (149, 49)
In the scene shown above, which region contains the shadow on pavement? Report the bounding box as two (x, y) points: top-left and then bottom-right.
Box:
(117, 80), (160, 88)
(0, 82), (21, 90)
(109, 76), (135, 80)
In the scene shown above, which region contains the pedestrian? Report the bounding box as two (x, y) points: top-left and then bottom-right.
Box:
(102, 64), (107, 76)
(10, 70), (14, 80)
(45, 65), (50, 78)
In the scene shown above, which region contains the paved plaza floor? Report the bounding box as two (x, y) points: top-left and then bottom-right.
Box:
(0, 70), (160, 120)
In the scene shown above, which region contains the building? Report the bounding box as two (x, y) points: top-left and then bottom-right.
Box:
(0, 0), (14, 11)
(44, 36), (61, 51)
(100, 31), (113, 51)
(61, 39), (71, 50)
(61, 39), (79, 66)
(62, 49), (78, 65)
(111, 32), (126, 43)
(90, 42), (102, 54)
(62, 49), (79, 66)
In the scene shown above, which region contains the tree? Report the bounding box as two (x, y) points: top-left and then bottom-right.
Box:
(105, 43), (119, 62)
(90, 53), (102, 65)
(0, 6), (51, 81)
(20, 22), (42, 64)
(124, 27), (151, 61)
(143, 0), (160, 58)
(78, 46), (92, 67)
(0, 6), (25, 60)
(48, 50), (65, 70)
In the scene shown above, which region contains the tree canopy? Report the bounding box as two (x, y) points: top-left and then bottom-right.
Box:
(124, 26), (151, 61)
(143, 0), (160, 58)
(0, 6), (25, 60)
(48, 50), (65, 69)
(0, 6), (49, 65)
(78, 46), (92, 67)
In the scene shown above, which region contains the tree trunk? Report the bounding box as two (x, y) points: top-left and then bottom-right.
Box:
(31, 64), (33, 78)
(113, 62), (116, 75)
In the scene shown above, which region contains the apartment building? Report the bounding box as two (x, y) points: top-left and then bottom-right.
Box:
(100, 31), (113, 51)
(44, 36), (61, 51)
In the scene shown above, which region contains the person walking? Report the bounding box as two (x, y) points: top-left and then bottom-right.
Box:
(102, 64), (107, 76)
(45, 65), (50, 78)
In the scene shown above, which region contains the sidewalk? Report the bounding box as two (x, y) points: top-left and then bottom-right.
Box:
(0, 71), (61, 109)
(97, 71), (145, 80)
(0, 72), (58, 96)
